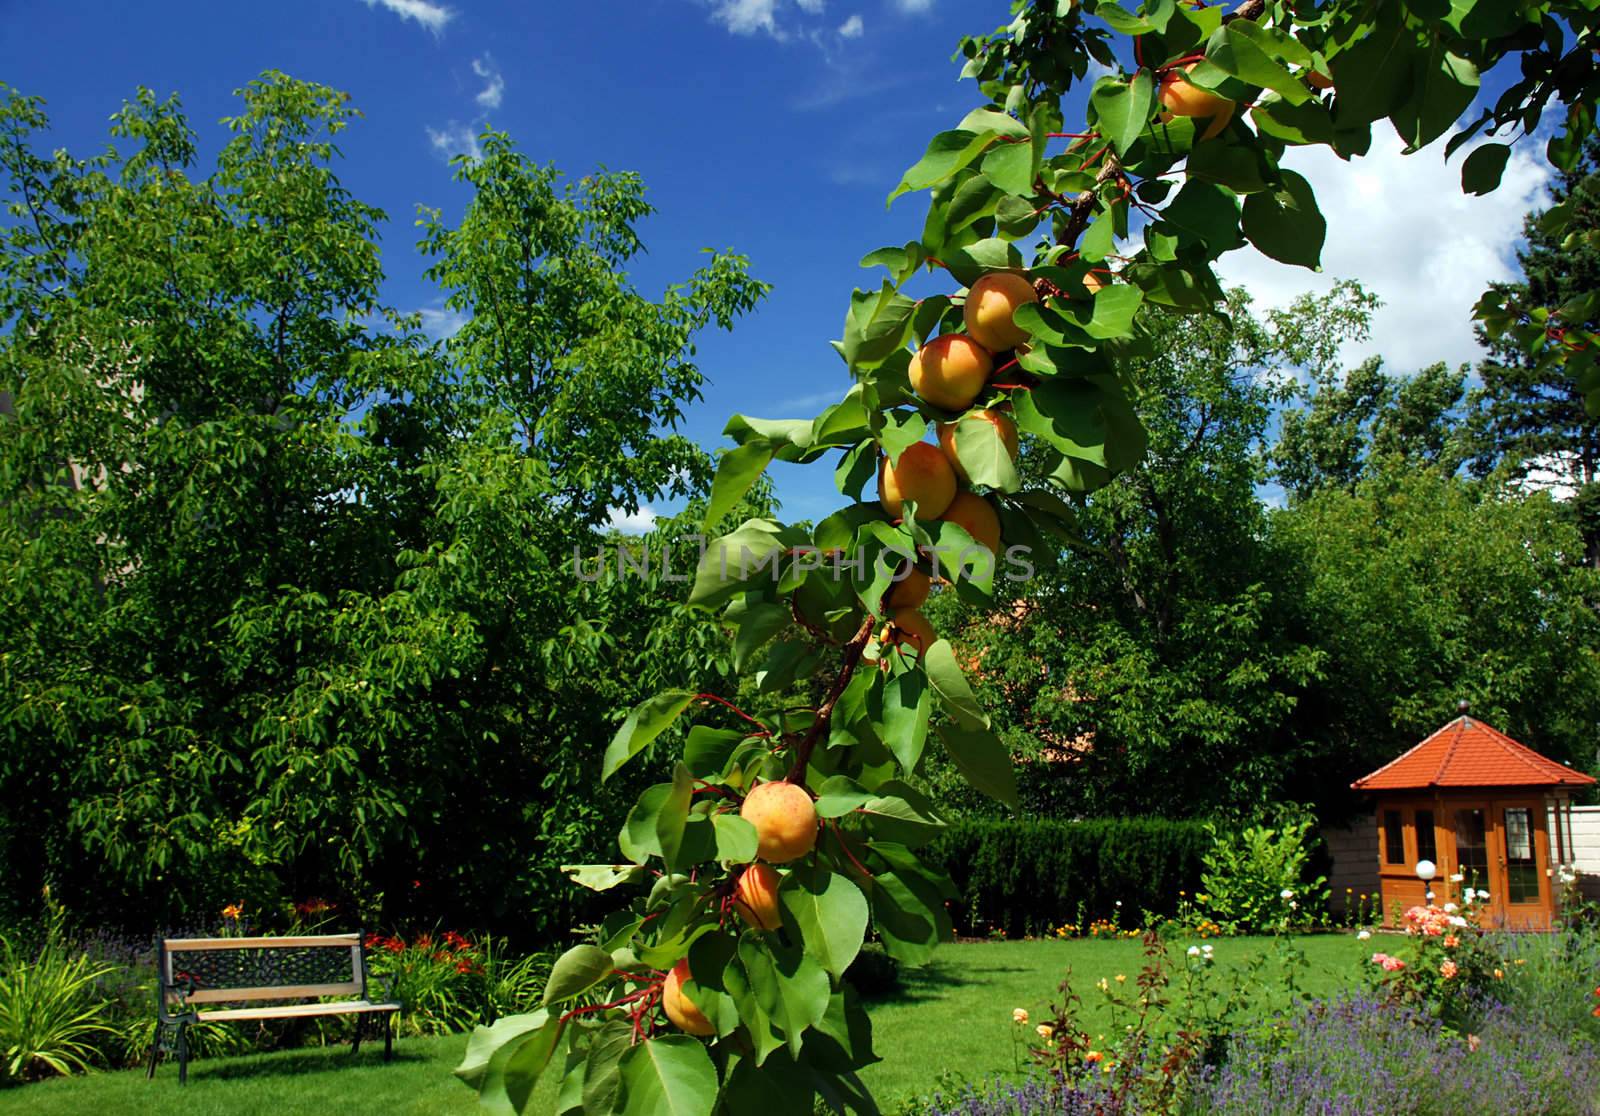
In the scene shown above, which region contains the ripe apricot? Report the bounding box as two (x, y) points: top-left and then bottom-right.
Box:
(1159, 65), (1234, 140)
(940, 491), (1002, 557)
(740, 780), (818, 864)
(963, 272), (1038, 353)
(733, 863), (783, 931)
(891, 607), (937, 654)
(937, 410), (1018, 485)
(878, 441), (957, 519)
(910, 334), (994, 412)
(887, 565), (931, 609)
(663, 959), (716, 1036)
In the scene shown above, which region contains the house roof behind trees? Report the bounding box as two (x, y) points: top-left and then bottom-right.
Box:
(1351, 715), (1597, 791)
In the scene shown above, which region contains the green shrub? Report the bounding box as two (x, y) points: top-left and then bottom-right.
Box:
(0, 927), (119, 1082)
(1200, 811), (1329, 933)
(844, 943), (900, 999)
(926, 819), (1209, 939)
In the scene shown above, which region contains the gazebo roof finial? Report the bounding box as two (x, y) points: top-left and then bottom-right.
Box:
(1457, 698), (1470, 716)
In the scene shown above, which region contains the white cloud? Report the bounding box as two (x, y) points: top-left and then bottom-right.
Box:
(710, 0), (783, 36)
(426, 121), (481, 161)
(360, 0), (452, 34)
(1215, 130), (1550, 374)
(892, 0), (933, 11)
(472, 56), (504, 109)
(838, 13), (863, 37)
(416, 304), (468, 339)
(797, 0), (825, 10)
(773, 386), (850, 412)
(606, 506), (659, 535)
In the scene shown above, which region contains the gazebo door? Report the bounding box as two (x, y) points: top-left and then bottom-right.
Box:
(1495, 799), (1550, 930)
(1452, 809), (1497, 920)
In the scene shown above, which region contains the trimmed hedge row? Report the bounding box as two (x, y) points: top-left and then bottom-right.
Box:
(925, 818), (1210, 938)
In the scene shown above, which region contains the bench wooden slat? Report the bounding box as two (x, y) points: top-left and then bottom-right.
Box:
(184, 982), (361, 1004)
(165, 935), (361, 951)
(196, 1000), (399, 1022)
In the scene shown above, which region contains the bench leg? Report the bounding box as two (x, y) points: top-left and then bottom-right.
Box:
(176, 1021), (189, 1086)
(146, 1022), (164, 1080)
(384, 1013), (393, 1063)
(352, 1013), (363, 1057)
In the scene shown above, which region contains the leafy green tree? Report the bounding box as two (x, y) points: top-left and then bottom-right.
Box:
(0, 75), (767, 937)
(1468, 138), (1600, 564)
(1272, 357), (1471, 501)
(1273, 464), (1600, 807)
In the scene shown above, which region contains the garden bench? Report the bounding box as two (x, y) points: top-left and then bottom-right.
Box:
(149, 932), (400, 1084)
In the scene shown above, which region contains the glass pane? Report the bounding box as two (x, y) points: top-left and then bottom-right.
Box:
(1384, 810), (1405, 865)
(1416, 810), (1437, 863)
(1455, 809), (1489, 894)
(1505, 808), (1538, 904)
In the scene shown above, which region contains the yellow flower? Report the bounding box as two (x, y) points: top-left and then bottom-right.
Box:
(1085, 1050), (1103, 1064)
(1012, 1007), (1029, 1025)
(1115, 973), (1127, 983)
(1493, 968), (1504, 980)
(1036, 1024), (1054, 1040)
(222, 903), (244, 920)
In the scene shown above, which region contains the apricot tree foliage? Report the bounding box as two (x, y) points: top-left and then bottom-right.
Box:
(458, 1), (1600, 1112)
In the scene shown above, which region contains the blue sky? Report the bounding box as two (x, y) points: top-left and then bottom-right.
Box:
(2, 1), (1553, 526)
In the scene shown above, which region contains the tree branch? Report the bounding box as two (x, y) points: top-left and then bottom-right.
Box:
(785, 615), (876, 783)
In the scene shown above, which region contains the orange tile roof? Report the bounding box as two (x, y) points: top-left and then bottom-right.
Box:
(1352, 716), (1597, 791)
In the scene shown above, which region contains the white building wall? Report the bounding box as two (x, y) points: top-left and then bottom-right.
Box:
(1571, 805), (1600, 901)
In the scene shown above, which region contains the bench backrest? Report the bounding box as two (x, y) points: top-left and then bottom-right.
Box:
(158, 934), (369, 1005)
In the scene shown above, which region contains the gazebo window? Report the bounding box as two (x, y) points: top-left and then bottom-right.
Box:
(1415, 809), (1437, 864)
(1504, 808), (1538, 903)
(1455, 808), (1489, 892)
(1383, 810), (1404, 864)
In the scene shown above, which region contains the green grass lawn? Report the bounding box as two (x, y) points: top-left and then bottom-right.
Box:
(0, 934), (1370, 1115)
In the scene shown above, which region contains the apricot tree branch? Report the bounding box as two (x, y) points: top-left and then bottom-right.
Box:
(785, 614), (876, 783)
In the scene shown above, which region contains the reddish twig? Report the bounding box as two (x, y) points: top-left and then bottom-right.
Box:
(695, 693), (769, 735)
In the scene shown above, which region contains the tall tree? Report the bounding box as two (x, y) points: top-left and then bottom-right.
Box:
(1468, 137), (1600, 564)
(1272, 357), (1470, 502)
(0, 76), (767, 935)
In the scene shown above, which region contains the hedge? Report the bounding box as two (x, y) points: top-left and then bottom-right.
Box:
(925, 818), (1210, 939)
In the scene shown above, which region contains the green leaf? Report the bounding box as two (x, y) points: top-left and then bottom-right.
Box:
(880, 413), (929, 463)
(814, 774), (876, 818)
(881, 668), (932, 774)
(889, 130), (996, 203)
(712, 813), (759, 863)
(1251, 95), (1335, 147)
(1461, 142), (1509, 196)
(705, 442), (773, 531)
(779, 864), (870, 980)
(1090, 72), (1155, 157)
(1390, 42), (1478, 151)
(688, 520), (797, 610)
(684, 725), (744, 778)
(980, 141), (1035, 196)
(580, 1021), (633, 1115)
(922, 638), (988, 730)
(938, 722), (1017, 808)
(1241, 170), (1324, 269)
(543, 945), (615, 1007)
(954, 106), (1029, 139)
(602, 690), (696, 781)
(562, 864), (646, 892)
(456, 1011), (564, 1116)
(739, 937), (831, 1057)
(843, 282), (919, 368)
(733, 601), (789, 673)
(1329, 15), (1415, 127)
(657, 763), (694, 871)
(1205, 23), (1308, 106)
(617, 1036), (718, 1116)
(940, 238), (1025, 287)
(1160, 181), (1244, 255)
(949, 415), (1020, 492)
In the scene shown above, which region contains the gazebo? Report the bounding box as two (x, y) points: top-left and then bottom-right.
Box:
(1351, 711), (1595, 930)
